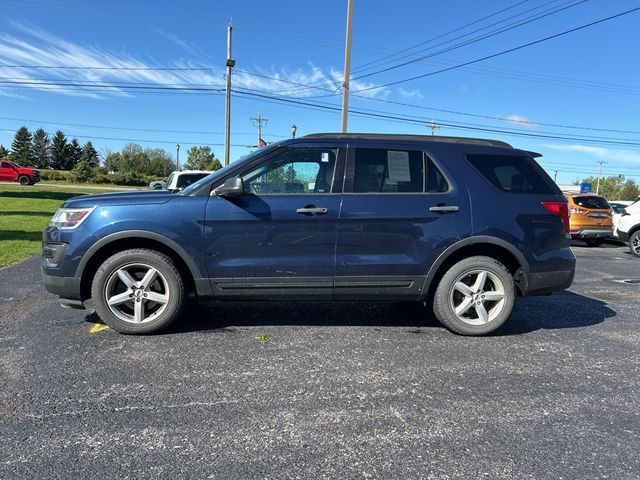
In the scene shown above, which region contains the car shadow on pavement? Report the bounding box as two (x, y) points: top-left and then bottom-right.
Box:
(168, 290), (615, 336)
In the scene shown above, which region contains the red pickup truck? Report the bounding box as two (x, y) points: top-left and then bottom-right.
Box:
(0, 159), (41, 185)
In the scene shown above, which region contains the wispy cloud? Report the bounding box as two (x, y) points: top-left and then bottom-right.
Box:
(0, 24), (389, 101)
(543, 144), (640, 165)
(398, 87), (424, 99)
(151, 28), (205, 58)
(502, 114), (537, 130)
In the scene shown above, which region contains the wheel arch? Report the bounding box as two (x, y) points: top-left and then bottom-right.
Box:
(78, 230), (208, 301)
(420, 236), (528, 301)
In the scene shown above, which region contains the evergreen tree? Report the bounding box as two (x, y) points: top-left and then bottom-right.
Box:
(66, 138), (83, 170)
(11, 126), (32, 166)
(80, 141), (99, 167)
(50, 130), (68, 170)
(0, 145), (8, 159)
(31, 128), (51, 169)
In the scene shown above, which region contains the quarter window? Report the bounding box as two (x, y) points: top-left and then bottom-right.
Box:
(242, 147), (338, 194)
(466, 154), (557, 194)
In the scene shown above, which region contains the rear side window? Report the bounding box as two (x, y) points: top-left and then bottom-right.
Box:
(572, 195), (609, 209)
(354, 148), (424, 193)
(466, 154), (557, 194)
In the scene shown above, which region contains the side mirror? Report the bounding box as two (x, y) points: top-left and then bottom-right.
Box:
(214, 176), (245, 198)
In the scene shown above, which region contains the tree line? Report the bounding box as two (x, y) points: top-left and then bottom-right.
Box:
(0, 126), (222, 184)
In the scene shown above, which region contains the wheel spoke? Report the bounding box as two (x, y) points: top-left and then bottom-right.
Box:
(454, 281), (474, 296)
(107, 291), (132, 306)
(145, 291), (168, 305)
(472, 271), (488, 293)
(134, 299), (144, 323)
(476, 303), (489, 324)
(455, 297), (474, 316)
(139, 268), (158, 289)
(117, 269), (137, 288)
(483, 291), (505, 302)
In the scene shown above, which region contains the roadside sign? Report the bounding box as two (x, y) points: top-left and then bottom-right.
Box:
(580, 182), (592, 193)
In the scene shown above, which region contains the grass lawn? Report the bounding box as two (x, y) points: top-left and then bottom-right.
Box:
(0, 184), (126, 268)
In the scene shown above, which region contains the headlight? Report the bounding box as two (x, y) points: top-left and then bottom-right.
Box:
(49, 207), (96, 230)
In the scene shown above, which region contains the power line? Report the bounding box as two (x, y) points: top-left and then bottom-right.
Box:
(353, 0), (587, 80)
(351, 6), (640, 93)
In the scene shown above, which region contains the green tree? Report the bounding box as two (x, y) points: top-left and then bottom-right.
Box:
(118, 143), (149, 175)
(184, 146), (218, 170)
(71, 160), (96, 183)
(31, 128), (50, 169)
(80, 141), (99, 167)
(0, 144), (10, 159)
(11, 126), (32, 166)
(207, 158), (222, 171)
(50, 130), (68, 170)
(65, 138), (83, 170)
(146, 148), (175, 176)
(581, 175), (633, 200)
(618, 179), (640, 201)
(104, 151), (121, 173)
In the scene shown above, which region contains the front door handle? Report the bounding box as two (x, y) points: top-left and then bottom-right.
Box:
(429, 205), (460, 213)
(297, 206), (328, 215)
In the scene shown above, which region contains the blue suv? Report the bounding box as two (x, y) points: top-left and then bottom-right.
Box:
(42, 134), (575, 335)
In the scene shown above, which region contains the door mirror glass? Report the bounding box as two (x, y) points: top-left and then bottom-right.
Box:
(214, 177), (245, 198)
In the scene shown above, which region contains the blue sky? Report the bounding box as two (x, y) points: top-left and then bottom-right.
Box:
(1, 0), (639, 184)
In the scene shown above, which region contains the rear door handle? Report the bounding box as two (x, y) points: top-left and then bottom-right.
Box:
(296, 207), (328, 215)
(429, 205), (460, 213)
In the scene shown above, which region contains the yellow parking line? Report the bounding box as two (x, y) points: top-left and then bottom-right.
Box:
(89, 324), (110, 333)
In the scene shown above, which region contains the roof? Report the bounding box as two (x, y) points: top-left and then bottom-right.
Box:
(302, 133), (513, 148)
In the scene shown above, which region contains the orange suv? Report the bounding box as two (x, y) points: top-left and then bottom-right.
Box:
(565, 192), (613, 246)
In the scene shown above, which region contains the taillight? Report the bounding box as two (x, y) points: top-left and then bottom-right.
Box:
(542, 201), (570, 233)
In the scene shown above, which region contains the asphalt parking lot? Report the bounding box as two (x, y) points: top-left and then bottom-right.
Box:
(1, 243), (639, 479)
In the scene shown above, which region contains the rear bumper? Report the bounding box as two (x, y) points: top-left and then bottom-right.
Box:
(526, 268), (575, 296)
(570, 228), (612, 239)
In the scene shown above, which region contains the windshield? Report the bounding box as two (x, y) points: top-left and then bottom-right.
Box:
(180, 145), (283, 195)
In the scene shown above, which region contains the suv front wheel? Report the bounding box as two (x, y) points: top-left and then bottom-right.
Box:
(629, 230), (640, 257)
(91, 249), (186, 334)
(433, 256), (515, 335)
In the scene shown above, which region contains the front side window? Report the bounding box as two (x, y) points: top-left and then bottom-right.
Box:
(1, 162), (11, 169)
(242, 147), (338, 194)
(354, 148), (424, 193)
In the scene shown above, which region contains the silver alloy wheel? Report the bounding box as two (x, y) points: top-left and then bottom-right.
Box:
(448, 269), (506, 326)
(632, 234), (640, 255)
(104, 263), (170, 324)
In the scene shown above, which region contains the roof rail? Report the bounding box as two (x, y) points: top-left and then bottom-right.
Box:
(302, 132), (513, 148)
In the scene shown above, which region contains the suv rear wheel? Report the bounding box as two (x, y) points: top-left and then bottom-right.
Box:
(433, 256), (515, 335)
(91, 249), (186, 334)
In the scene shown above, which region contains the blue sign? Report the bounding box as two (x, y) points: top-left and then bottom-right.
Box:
(580, 182), (592, 193)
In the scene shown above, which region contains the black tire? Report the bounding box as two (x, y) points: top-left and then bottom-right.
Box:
(433, 256), (515, 336)
(629, 230), (640, 258)
(18, 175), (30, 185)
(585, 238), (606, 247)
(91, 248), (186, 334)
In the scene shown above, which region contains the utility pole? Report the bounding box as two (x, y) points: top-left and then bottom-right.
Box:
(553, 170), (558, 183)
(427, 121), (439, 136)
(596, 160), (606, 195)
(251, 113), (268, 147)
(224, 22), (235, 166)
(340, 0), (354, 133)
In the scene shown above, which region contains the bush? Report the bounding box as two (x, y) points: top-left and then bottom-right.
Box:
(71, 161), (96, 183)
(40, 170), (72, 182)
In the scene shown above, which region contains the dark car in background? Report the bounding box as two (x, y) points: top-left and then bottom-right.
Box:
(42, 133), (575, 336)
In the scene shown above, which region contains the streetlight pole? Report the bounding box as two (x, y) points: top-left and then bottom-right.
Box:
(176, 144), (180, 170)
(291, 124), (297, 139)
(224, 23), (235, 166)
(596, 160), (606, 195)
(340, 0), (354, 133)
